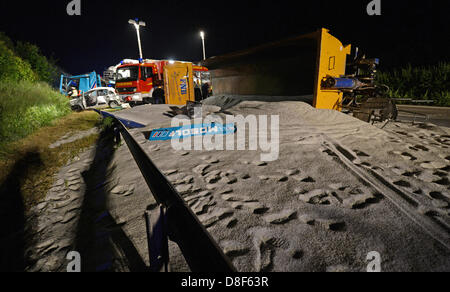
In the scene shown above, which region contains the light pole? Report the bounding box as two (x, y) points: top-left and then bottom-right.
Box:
(200, 31), (206, 61)
(128, 18), (146, 60)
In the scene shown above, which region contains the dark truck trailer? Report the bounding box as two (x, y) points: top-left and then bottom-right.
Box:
(202, 28), (398, 123)
(202, 28), (351, 111)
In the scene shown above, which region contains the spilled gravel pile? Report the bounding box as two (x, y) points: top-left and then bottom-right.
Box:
(25, 96), (450, 272)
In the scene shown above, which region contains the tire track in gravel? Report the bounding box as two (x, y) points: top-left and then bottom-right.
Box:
(321, 139), (450, 250)
(291, 113), (450, 250)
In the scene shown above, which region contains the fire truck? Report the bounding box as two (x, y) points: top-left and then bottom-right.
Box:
(115, 59), (212, 106)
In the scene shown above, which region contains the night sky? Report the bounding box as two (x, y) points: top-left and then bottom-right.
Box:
(0, 0), (448, 75)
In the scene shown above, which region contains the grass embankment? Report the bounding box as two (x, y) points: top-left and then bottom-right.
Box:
(0, 76), (102, 211)
(0, 110), (101, 210)
(0, 80), (72, 151)
(0, 33), (104, 211)
(378, 62), (450, 107)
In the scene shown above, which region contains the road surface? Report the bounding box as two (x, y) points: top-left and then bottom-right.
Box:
(397, 105), (450, 128)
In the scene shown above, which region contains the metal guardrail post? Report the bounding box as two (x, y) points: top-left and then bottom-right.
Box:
(145, 207), (169, 272)
(107, 117), (235, 272)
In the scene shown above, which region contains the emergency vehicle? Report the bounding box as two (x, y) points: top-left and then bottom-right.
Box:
(115, 59), (212, 106)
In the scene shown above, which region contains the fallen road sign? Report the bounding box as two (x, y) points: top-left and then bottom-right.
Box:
(143, 123), (236, 141)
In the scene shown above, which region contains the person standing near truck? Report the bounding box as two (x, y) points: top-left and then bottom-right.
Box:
(67, 86), (78, 98)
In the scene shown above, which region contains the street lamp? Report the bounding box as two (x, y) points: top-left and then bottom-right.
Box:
(128, 18), (146, 60)
(200, 31), (206, 61)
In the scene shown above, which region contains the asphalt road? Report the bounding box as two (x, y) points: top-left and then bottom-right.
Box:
(397, 105), (450, 128)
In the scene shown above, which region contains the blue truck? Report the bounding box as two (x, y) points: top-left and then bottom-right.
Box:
(59, 71), (103, 97)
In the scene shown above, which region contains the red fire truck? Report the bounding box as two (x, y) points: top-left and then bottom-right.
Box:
(115, 59), (211, 106)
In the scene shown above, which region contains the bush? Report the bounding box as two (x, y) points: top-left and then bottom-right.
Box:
(0, 32), (14, 51)
(0, 80), (71, 148)
(0, 32), (58, 84)
(0, 40), (37, 82)
(378, 62), (450, 106)
(15, 41), (58, 84)
(0, 33), (72, 151)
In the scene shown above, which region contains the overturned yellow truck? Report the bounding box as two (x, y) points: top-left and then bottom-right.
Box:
(202, 28), (397, 123)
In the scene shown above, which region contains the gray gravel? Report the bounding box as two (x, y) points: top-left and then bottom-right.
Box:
(25, 97), (450, 272)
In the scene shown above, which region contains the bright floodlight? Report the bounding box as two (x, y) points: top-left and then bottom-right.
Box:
(129, 19), (146, 28)
(200, 31), (205, 39)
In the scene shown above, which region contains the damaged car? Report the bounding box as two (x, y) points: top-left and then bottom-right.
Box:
(70, 87), (122, 111)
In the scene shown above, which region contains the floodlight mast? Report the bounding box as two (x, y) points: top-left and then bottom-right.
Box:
(129, 18), (147, 60)
(200, 31), (206, 60)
